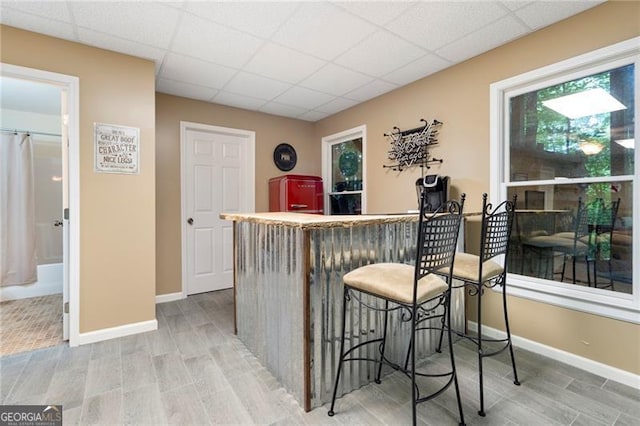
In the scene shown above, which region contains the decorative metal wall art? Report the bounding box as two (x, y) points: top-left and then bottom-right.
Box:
(383, 119), (443, 172)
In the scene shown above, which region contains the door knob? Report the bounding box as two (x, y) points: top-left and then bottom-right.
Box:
(187, 218), (194, 225)
(54, 220), (63, 227)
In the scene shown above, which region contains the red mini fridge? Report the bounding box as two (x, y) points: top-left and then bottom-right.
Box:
(269, 175), (324, 214)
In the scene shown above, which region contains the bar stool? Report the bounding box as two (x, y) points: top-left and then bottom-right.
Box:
(438, 193), (519, 416)
(328, 194), (466, 426)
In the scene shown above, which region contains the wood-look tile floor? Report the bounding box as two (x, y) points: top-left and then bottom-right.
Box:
(1, 289), (637, 425)
(0, 293), (63, 356)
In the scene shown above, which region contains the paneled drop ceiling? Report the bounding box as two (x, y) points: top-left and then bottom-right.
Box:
(0, 1), (605, 121)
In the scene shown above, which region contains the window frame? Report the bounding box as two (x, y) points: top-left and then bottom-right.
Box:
(321, 125), (367, 215)
(490, 37), (639, 323)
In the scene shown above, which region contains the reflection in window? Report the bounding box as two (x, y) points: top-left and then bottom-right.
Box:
(508, 182), (632, 294)
(328, 138), (363, 215)
(505, 64), (634, 295)
(509, 64), (634, 181)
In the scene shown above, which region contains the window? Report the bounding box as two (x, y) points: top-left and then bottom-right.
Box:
(322, 126), (366, 215)
(490, 38), (639, 323)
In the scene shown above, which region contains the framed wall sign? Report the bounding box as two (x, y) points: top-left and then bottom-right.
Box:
(273, 142), (297, 171)
(94, 123), (140, 174)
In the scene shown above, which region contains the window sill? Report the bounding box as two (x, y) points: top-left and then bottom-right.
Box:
(503, 274), (639, 324)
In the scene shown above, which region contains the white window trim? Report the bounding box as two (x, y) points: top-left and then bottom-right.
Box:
(490, 37), (640, 324)
(321, 125), (367, 215)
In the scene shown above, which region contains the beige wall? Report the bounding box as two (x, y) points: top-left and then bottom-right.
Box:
(315, 1), (640, 374)
(155, 94), (317, 296)
(1, 26), (157, 333)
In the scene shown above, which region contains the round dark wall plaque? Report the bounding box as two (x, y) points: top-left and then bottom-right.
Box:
(273, 143), (297, 171)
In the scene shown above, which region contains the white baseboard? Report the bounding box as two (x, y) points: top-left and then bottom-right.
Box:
(76, 319), (157, 346)
(0, 281), (61, 301)
(156, 292), (184, 304)
(467, 321), (640, 390)
(0, 264), (63, 301)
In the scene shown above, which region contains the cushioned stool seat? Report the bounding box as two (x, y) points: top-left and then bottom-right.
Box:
(448, 252), (503, 283)
(343, 263), (448, 304)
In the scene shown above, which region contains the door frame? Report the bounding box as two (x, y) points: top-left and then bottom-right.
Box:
(179, 121), (255, 298)
(1, 63), (81, 346)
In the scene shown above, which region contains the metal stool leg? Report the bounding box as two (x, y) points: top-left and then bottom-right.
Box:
(477, 288), (486, 417)
(410, 305), (418, 426)
(446, 292), (466, 426)
(436, 297), (447, 353)
(328, 287), (349, 417)
(404, 301), (445, 372)
(502, 283), (520, 386)
(375, 301), (389, 384)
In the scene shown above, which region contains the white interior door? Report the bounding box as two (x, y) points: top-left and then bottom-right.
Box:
(183, 124), (254, 295)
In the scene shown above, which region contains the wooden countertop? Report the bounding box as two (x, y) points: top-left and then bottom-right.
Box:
(220, 212), (420, 229)
(220, 211), (482, 229)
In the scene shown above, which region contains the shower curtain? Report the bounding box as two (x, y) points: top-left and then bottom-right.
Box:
(0, 132), (37, 286)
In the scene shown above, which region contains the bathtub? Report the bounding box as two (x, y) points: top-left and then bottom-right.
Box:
(0, 263), (63, 301)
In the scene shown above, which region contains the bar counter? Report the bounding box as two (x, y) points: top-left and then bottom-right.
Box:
(220, 212), (466, 411)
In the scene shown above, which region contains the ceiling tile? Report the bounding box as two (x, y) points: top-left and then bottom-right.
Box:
(184, 1), (298, 38)
(271, 2), (375, 60)
(387, 1), (509, 51)
(273, 86), (335, 110)
(77, 29), (166, 74)
(500, 1), (534, 12)
(223, 72), (291, 101)
(156, 78), (217, 102)
(0, 8), (76, 41)
(383, 54), (451, 86)
(259, 101), (308, 118)
(243, 43), (326, 84)
(69, 1), (181, 49)
(344, 79), (398, 102)
(334, 1), (417, 26)
(1, 1), (72, 22)
(436, 15), (529, 63)
(300, 64), (373, 96)
(171, 13), (263, 69)
(297, 110), (330, 122)
(213, 91), (268, 111)
(0, 0), (607, 122)
(335, 30), (425, 77)
(515, 1), (606, 30)
(314, 97), (359, 115)
(159, 54), (236, 89)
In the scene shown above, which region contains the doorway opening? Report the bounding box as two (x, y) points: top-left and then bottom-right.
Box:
(0, 63), (80, 351)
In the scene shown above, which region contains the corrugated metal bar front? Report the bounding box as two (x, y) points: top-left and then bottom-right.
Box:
(235, 221), (306, 405)
(234, 218), (465, 411)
